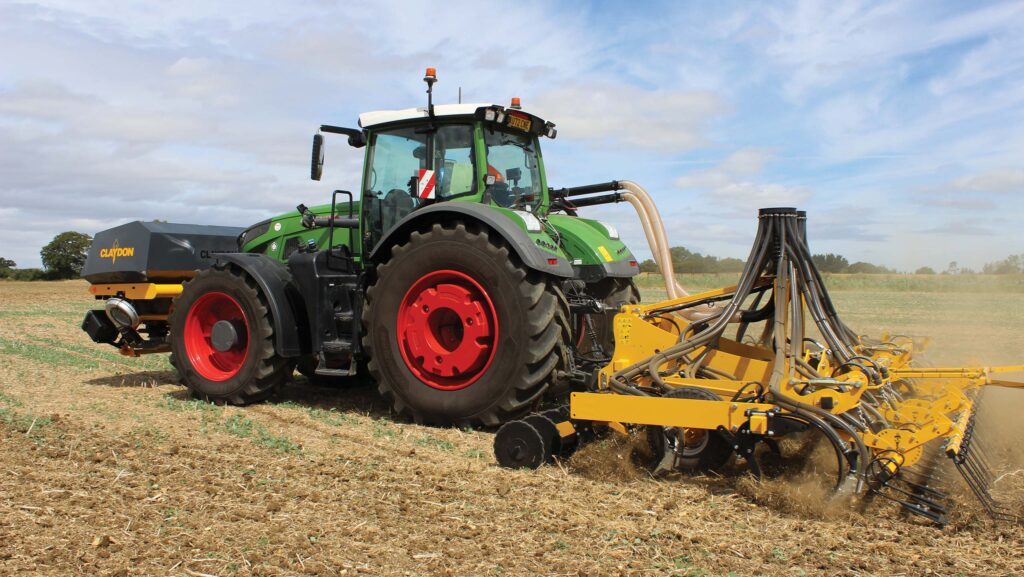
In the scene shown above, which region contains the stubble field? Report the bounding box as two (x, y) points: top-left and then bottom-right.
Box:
(1, 276), (1023, 577)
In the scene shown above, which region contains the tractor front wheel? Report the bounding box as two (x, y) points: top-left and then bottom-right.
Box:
(363, 222), (570, 426)
(169, 266), (290, 405)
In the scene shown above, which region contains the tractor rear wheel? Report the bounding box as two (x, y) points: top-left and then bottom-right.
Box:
(363, 222), (570, 426)
(169, 266), (290, 405)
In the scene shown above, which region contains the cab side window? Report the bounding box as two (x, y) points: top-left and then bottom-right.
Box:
(361, 123), (476, 250)
(434, 124), (475, 199)
(363, 127), (427, 249)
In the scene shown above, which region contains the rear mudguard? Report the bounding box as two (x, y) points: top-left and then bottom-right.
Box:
(368, 202), (573, 277)
(210, 253), (310, 357)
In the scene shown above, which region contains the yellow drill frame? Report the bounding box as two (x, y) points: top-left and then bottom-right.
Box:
(574, 282), (1023, 471)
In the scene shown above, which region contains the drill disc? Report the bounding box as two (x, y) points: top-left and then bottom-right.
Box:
(494, 420), (546, 469)
(524, 414), (559, 460)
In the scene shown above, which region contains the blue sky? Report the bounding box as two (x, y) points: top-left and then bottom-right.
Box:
(1, 0), (1022, 271)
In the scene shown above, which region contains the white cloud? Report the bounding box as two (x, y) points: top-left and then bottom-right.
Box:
(920, 217), (1001, 236)
(673, 148), (811, 212)
(929, 35), (1024, 96)
(533, 84), (725, 153)
(719, 148), (770, 175)
(952, 168), (1024, 193)
(764, 0), (1024, 99)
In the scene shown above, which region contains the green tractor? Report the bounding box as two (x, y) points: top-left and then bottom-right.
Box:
(80, 69), (639, 426)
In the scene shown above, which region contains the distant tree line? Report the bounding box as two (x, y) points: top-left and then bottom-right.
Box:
(941, 255), (1024, 275)
(0, 231), (92, 281)
(981, 254), (1024, 275)
(637, 247), (1024, 275)
(638, 246), (746, 274)
(810, 253), (896, 274)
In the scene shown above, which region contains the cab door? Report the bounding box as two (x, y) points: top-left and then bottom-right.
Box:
(360, 123), (477, 255)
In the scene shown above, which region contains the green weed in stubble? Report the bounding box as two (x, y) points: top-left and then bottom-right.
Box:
(0, 392), (23, 407)
(0, 406), (51, 436)
(221, 414), (301, 454)
(0, 337), (101, 369)
(275, 400), (354, 426)
(23, 335), (170, 371)
(158, 394), (219, 413)
(416, 435), (454, 451)
(373, 418), (397, 439)
(306, 407), (353, 426)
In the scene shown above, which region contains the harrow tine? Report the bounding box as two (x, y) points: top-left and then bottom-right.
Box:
(947, 402), (1020, 523)
(897, 501), (948, 525)
(972, 441), (997, 477)
(961, 450), (990, 485)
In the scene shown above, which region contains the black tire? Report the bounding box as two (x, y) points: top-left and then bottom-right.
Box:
(576, 278), (640, 360)
(362, 222), (570, 426)
(169, 266), (290, 405)
(167, 352), (183, 384)
(647, 386), (733, 474)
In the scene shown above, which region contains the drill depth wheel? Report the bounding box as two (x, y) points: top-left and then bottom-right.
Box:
(647, 386), (733, 474)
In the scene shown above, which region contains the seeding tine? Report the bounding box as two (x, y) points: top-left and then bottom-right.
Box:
(873, 475), (950, 525)
(901, 477), (947, 500)
(889, 481), (948, 512)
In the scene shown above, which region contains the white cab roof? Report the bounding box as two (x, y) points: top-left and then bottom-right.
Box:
(358, 103), (494, 128)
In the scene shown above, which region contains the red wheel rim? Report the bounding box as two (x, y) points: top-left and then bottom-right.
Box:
(183, 291), (250, 381)
(397, 270), (498, 390)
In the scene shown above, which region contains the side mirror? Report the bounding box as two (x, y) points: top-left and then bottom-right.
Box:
(311, 134), (324, 181)
(506, 167), (522, 183)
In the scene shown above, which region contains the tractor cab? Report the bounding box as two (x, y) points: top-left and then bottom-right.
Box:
(314, 69), (558, 257)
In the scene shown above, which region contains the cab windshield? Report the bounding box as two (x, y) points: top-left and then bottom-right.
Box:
(483, 128), (542, 210)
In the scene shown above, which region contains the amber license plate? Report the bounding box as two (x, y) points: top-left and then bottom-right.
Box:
(508, 114), (531, 131)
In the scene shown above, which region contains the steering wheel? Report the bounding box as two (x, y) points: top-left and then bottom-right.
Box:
(489, 182), (514, 207)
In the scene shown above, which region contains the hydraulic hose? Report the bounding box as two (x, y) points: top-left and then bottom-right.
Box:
(610, 216), (775, 389)
(563, 180), (729, 322)
(619, 181), (725, 321)
(762, 212), (869, 490)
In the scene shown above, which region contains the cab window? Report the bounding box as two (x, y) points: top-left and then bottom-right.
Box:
(434, 124), (476, 199)
(362, 127), (425, 250)
(361, 123), (475, 250)
(483, 128), (542, 209)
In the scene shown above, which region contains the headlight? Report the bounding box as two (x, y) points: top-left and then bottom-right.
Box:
(598, 221), (619, 240)
(484, 109), (496, 122)
(513, 210), (542, 232)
